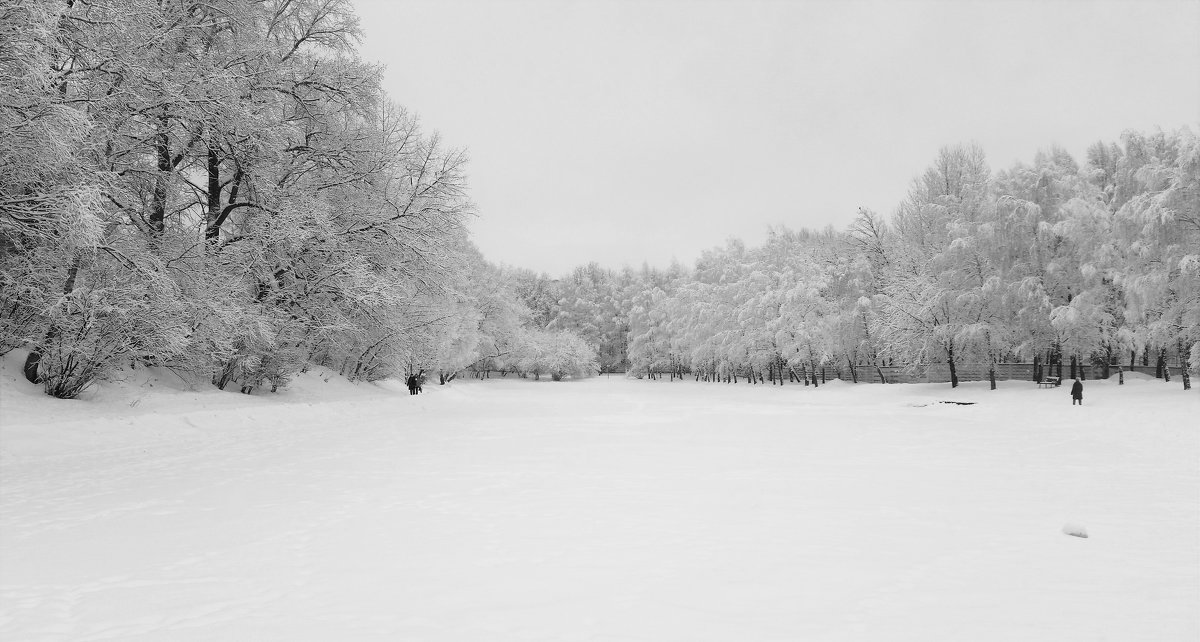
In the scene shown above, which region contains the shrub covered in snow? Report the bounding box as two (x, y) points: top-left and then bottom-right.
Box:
(511, 329), (599, 381)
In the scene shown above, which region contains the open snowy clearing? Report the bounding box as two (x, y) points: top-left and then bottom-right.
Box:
(1, 360), (1197, 641)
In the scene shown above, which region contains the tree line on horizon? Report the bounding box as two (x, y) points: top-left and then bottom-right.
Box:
(2, 1), (1195, 399)
(525, 132), (1198, 391)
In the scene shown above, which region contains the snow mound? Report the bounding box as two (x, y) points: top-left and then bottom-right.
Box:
(1063, 523), (1089, 538)
(0, 350), (413, 429)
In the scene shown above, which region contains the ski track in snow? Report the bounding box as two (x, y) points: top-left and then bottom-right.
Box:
(1, 369), (1197, 641)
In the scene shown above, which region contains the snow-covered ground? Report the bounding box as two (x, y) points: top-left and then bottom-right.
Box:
(1, 357), (1197, 641)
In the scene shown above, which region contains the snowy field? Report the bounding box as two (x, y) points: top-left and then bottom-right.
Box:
(1, 358), (1197, 641)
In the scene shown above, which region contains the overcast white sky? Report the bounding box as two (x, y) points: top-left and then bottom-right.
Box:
(352, 0), (1200, 276)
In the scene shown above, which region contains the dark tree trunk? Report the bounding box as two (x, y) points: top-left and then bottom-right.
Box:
(22, 350), (42, 384)
(23, 259), (81, 385)
(1180, 340), (1192, 391)
(947, 343), (959, 388)
(1032, 354), (1041, 382)
(149, 117), (171, 234)
(1069, 354), (1077, 380)
(989, 363), (996, 390)
(205, 145), (221, 239)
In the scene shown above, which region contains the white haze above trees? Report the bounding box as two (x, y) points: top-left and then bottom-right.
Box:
(1, 1), (1195, 398)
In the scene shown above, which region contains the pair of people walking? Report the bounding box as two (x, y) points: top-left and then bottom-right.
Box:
(406, 371), (424, 396)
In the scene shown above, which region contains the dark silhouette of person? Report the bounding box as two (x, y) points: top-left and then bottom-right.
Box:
(1070, 378), (1083, 405)
(406, 374), (418, 395)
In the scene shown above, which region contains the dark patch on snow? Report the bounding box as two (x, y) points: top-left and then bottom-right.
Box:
(1063, 523), (1089, 538)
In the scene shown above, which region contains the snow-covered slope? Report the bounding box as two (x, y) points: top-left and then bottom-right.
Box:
(2, 356), (1197, 641)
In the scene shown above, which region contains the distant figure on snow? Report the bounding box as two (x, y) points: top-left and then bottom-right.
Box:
(406, 374), (419, 395)
(1070, 378), (1083, 405)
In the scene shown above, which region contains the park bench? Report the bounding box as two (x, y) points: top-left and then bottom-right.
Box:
(1037, 376), (1061, 388)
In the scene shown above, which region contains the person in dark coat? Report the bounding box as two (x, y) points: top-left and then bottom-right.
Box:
(1070, 378), (1083, 405)
(406, 374), (418, 395)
